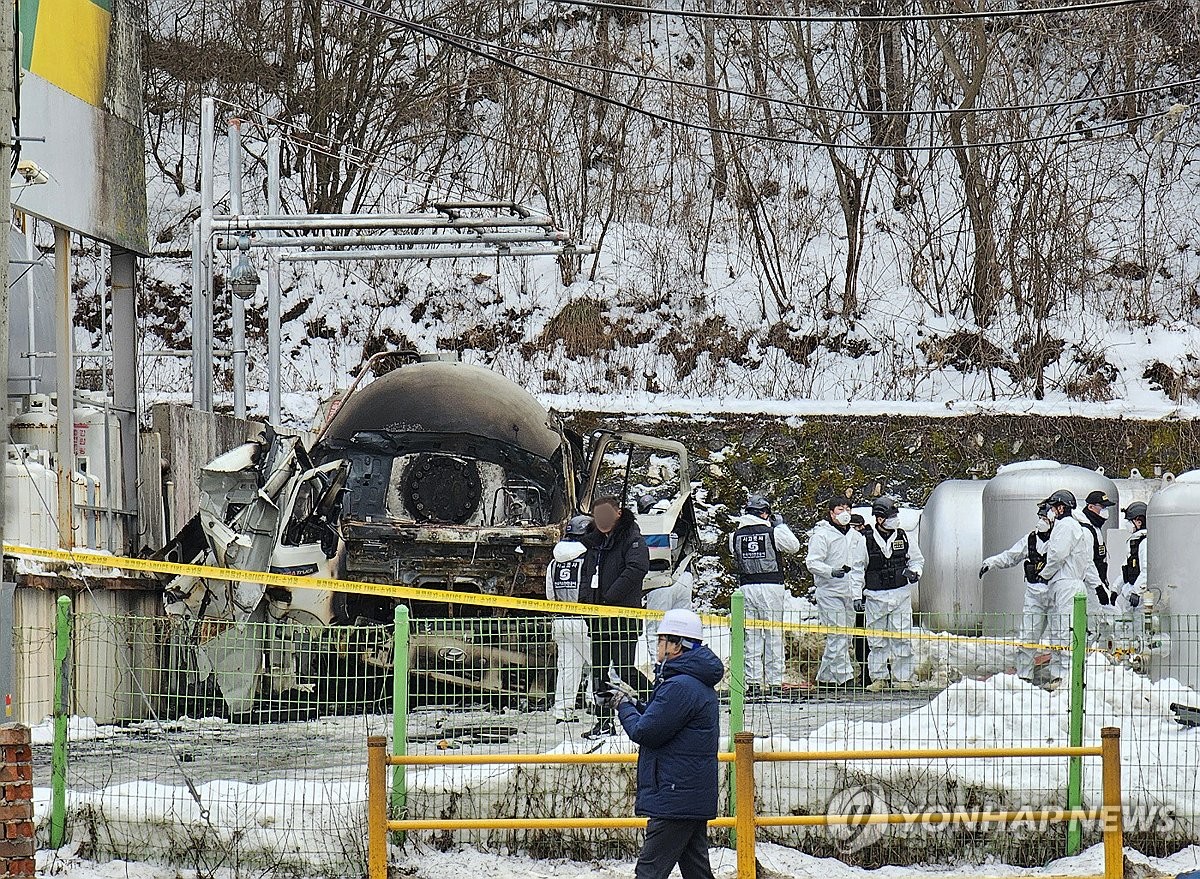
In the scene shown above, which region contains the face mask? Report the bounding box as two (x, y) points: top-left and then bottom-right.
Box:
(834, 510), (852, 526)
(1097, 508), (1110, 521)
(1037, 518), (1052, 534)
(1046, 508), (1057, 522)
(884, 516), (901, 530)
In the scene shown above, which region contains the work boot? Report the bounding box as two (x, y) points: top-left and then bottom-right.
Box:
(895, 681), (915, 692)
(865, 679), (889, 693)
(767, 685), (786, 702)
(746, 684), (765, 703)
(582, 718), (615, 740)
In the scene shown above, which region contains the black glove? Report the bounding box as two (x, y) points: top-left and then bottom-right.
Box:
(595, 684), (631, 711)
(905, 569), (920, 584)
(853, 599), (865, 614)
(831, 565), (851, 579)
(978, 565), (989, 579)
(1128, 591), (1141, 609)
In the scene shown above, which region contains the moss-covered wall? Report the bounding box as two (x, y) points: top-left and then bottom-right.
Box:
(564, 411), (1200, 604)
(567, 411), (1199, 513)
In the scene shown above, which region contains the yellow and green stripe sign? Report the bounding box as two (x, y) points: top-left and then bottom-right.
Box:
(19, 0), (111, 107)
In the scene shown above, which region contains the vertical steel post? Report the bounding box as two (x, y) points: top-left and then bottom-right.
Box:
(1067, 591), (1087, 855)
(367, 735), (388, 879)
(198, 98), (215, 412)
(228, 118), (247, 419)
(54, 227), (75, 547)
(25, 217), (38, 392)
(266, 136), (282, 425)
(51, 594), (72, 848)
(733, 731), (756, 879)
(190, 219), (205, 408)
(110, 247), (139, 542)
(1101, 727), (1124, 879)
(390, 605), (410, 839)
(727, 590), (745, 844)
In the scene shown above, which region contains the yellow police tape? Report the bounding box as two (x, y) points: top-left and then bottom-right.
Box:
(2, 542), (1074, 652)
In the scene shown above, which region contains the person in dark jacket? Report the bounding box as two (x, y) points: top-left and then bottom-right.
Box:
(606, 608), (724, 879)
(582, 496), (651, 739)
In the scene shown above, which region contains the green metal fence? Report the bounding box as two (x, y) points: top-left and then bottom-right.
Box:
(24, 591), (1200, 875)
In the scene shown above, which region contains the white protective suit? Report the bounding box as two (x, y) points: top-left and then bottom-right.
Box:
(729, 513), (801, 686)
(546, 540), (591, 720)
(862, 525), (924, 684)
(1038, 513), (1103, 682)
(982, 527), (1053, 681)
(805, 519), (868, 684)
(1116, 529), (1148, 613)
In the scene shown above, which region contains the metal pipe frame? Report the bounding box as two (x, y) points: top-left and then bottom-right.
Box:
(283, 245), (593, 262)
(228, 117), (247, 419)
(197, 98), (215, 412)
(211, 215), (555, 231)
(214, 230), (569, 249)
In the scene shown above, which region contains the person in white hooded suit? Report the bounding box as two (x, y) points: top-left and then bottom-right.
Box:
(729, 494), (800, 699)
(546, 515), (595, 722)
(806, 498), (868, 688)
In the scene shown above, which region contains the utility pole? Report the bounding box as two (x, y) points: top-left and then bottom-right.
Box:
(1, 0), (16, 567)
(1, 0), (17, 714)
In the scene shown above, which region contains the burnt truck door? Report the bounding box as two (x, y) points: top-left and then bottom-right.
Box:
(580, 432), (699, 589)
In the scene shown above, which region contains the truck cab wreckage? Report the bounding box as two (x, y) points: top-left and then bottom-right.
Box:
(159, 354), (698, 717)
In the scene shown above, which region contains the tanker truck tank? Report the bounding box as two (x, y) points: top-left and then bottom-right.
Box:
(916, 480), (987, 633)
(980, 460), (1118, 631)
(1146, 470), (1200, 689)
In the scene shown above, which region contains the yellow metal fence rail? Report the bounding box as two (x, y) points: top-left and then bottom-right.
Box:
(366, 728), (1125, 879)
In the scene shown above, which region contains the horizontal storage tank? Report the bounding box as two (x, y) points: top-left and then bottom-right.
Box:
(1146, 471), (1200, 689)
(917, 480), (987, 633)
(981, 461), (1118, 631)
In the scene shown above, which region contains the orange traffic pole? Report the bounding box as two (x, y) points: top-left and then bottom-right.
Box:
(734, 732), (756, 879)
(368, 735), (388, 879)
(1101, 727), (1124, 879)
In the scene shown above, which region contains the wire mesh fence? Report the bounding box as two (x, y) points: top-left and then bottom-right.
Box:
(16, 592), (1200, 875)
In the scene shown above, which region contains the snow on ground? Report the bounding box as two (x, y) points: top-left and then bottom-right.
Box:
(30, 716), (113, 746)
(30, 842), (1200, 879)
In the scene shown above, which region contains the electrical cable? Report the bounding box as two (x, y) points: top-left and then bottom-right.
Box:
(326, 0), (1182, 152)
(549, 0), (1161, 24)
(397, 18), (1200, 119)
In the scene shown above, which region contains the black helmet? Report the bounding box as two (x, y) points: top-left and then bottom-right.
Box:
(1123, 501), (1148, 523)
(637, 494), (658, 514)
(872, 496), (899, 519)
(745, 494), (772, 515)
(849, 513), (866, 527)
(1041, 489), (1077, 510)
(565, 514), (593, 537)
(1037, 503), (1052, 519)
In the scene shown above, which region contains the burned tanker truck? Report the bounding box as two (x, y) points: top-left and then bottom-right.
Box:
(158, 354), (698, 717)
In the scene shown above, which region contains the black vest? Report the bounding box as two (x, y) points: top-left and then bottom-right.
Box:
(1079, 521), (1109, 586)
(1123, 534), (1146, 587)
(732, 523), (784, 585)
(549, 557), (586, 602)
(1023, 531), (1049, 584)
(865, 527), (910, 591)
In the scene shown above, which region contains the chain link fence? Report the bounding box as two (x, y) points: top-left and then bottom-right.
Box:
(17, 591), (1200, 876)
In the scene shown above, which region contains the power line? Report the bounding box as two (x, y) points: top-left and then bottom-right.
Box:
(406, 19), (1200, 119)
(549, 0), (1160, 23)
(326, 0), (1181, 153)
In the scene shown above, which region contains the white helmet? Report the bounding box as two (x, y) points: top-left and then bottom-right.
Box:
(658, 609), (704, 646)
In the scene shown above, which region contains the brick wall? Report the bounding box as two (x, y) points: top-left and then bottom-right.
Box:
(0, 725), (34, 878)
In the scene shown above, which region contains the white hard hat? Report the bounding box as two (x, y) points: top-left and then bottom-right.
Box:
(658, 609), (704, 645)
